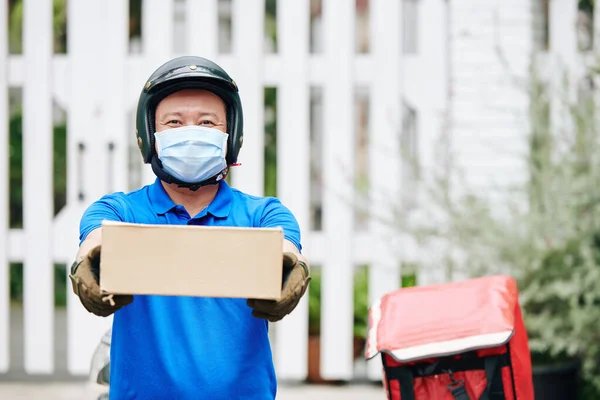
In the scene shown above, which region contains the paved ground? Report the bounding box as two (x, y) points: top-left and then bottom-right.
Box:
(0, 382), (386, 399)
(2, 306), (386, 398)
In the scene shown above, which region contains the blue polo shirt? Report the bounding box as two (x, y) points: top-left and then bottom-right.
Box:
(79, 178), (302, 400)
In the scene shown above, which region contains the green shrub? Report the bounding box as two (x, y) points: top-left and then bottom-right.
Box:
(386, 60), (600, 396)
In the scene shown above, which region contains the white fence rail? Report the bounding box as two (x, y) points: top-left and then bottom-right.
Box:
(0, 0), (452, 382)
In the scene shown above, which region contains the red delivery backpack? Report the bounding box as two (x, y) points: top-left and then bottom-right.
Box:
(365, 275), (534, 400)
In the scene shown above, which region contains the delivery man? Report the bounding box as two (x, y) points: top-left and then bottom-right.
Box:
(68, 56), (311, 400)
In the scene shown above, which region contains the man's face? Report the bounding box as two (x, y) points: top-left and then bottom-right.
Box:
(154, 88), (228, 138)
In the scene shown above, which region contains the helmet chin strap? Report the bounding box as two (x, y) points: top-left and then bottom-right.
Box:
(150, 154), (229, 191)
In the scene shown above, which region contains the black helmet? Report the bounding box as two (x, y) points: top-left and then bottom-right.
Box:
(135, 55), (244, 189)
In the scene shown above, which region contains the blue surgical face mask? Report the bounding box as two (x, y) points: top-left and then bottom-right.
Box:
(154, 125), (229, 183)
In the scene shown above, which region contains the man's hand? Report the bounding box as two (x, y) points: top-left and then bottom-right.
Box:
(69, 245), (134, 317)
(247, 252), (311, 322)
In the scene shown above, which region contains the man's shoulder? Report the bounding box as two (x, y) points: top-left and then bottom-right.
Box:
(92, 185), (151, 206)
(82, 185), (153, 221)
(79, 184), (154, 241)
(228, 187), (289, 213)
(228, 186), (263, 201)
(229, 186), (282, 205)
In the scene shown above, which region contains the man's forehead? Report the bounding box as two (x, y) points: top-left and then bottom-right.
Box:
(156, 89), (226, 111)
(161, 88), (221, 101)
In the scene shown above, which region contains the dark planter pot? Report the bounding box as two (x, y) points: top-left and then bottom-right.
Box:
(532, 361), (580, 400)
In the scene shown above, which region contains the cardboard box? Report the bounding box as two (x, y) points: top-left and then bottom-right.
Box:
(99, 220), (284, 300)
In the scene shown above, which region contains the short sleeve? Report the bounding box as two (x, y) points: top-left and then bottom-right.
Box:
(259, 198), (302, 253)
(79, 194), (125, 245)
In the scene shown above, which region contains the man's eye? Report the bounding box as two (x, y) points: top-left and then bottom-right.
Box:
(200, 120), (214, 125)
(168, 120), (181, 125)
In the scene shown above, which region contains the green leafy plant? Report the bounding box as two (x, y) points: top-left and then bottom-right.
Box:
(383, 58), (600, 396)
(353, 265), (369, 339)
(308, 268), (321, 336)
(308, 264), (417, 340)
(307, 265), (372, 340)
(8, 107), (68, 307)
(9, 0), (67, 54)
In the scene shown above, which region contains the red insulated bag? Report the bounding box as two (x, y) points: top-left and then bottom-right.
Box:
(365, 275), (534, 400)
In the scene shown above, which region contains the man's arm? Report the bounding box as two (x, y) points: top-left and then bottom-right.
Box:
(70, 194), (133, 317)
(258, 197), (304, 250)
(77, 193), (126, 258)
(283, 239), (309, 273)
(258, 197), (309, 273)
(247, 198), (311, 322)
(76, 228), (102, 262)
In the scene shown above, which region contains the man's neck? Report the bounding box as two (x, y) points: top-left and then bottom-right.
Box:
(161, 181), (220, 217)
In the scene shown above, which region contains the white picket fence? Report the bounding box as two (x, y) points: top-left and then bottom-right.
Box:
(12, 0), (589, 383)
(5, 0), (594, 385)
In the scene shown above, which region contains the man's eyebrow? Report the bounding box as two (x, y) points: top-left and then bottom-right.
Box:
(198, 112), (219, 118)
(159, 111), (221, 119)
(160, 111), (182, 119)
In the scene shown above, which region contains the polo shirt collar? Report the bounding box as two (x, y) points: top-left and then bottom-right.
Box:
(149, 178), (233, 218)
(149, 178), (177, 215)
(203, 179), (233, 218)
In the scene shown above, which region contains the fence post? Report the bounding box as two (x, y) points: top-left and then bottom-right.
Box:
(320, 0), (356, 381)
(140, 0), (175, 187)
(273, 0), (311, 381)
(0, 0), (9, 374)
(230, 0), (265, 196)
(103, 1), (129, 195)
(187, 0), (219, 61)
(410, 0), (450, 286)
(66, 0), (116, 375)
(22, 0), (55, 374)
(366, 0), (403, 382)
